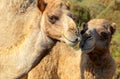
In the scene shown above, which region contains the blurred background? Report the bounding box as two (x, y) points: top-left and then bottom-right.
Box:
(64, 0), (120, 78)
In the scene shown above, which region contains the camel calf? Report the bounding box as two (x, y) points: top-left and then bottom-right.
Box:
(80, 19), (116, 79)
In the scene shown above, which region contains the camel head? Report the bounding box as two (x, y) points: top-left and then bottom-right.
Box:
(38, 0), (79, 46)
(80, 19), (116, 54)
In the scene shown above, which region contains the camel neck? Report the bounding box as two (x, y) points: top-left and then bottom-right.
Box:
(83, 50), (116, 79)
(88, 50), (112, 67)
(39, 31), (56, 49)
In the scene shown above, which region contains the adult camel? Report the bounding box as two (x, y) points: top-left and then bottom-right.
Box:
(0, 0), (79, 79)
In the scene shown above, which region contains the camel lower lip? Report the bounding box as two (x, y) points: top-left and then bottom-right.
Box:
(69, 39), (78, 45)
(64, 36), (78, 44)
(67, 39), (78, 46)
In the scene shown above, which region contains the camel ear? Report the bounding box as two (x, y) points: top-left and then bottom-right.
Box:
(65, 1), (70, 10)
(110, 23), (116, 35)
(81, 22), (88, 34)
(37, 0), (47, 13)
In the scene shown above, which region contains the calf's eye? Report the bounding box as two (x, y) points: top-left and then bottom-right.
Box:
(100, 32), (108, 40)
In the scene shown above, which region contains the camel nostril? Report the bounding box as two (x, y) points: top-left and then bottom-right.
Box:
(76, 38), (78, 41)
(81, 30), (86, 34)
(74, 38), (79, 43)
(88, 35), (92, 39)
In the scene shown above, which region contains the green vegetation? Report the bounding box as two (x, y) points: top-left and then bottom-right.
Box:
(66, 0), (120, 78)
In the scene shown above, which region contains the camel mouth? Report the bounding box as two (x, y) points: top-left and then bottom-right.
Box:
(62, 36), (79, 47)
(66, 37), (78, 44)
(48, 35), (79, 47)
(80, 35), (95, 53)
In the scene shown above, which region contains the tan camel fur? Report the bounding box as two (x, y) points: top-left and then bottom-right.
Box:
(24, 19), (116, 79)
(0, 0), (78, 79)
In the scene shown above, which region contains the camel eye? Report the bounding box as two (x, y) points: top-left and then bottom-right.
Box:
(48, 15), (59, 24)
(100, 32), (108, 40)
(67, 13), (76, 20)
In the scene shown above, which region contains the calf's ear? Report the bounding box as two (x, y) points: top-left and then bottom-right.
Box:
(81, 22), (88, 34)
(110, 23), (116, 35)
(37, 0), (47, 13)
